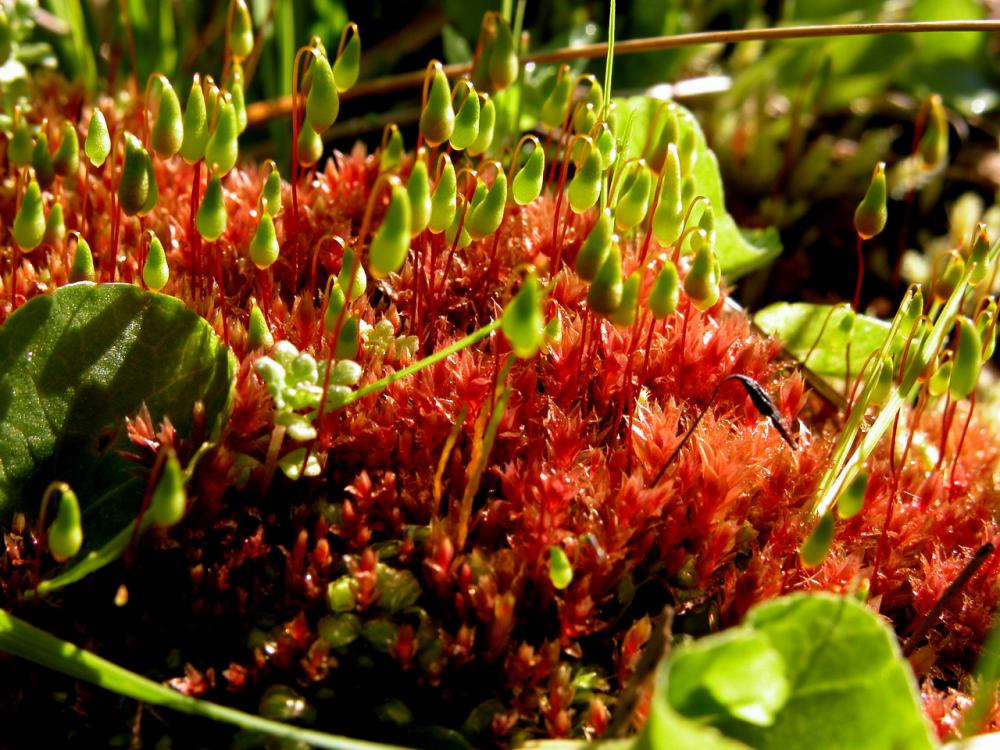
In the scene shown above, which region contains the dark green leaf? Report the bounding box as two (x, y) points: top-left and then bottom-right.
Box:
(0, 283), (234, 546)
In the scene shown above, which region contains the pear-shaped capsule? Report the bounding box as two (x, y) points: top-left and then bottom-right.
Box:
(205, 96), (238, 176)
(488, 15), (518, 89)
(9, 120), (34, 168)
(467, 96), (496, 157)
(652, 145), (683, 245)
(380, 126), (404, 173)
(180, 76), (209, 164)
(249, 212), (280, 269)
(572, 102), (597, 137)
(466, 172), (507, 240)
(248, 302), (274, 350)
(977, 308), (997, 361)
(919, 94), (948, 169)
(261, 164), (282, 216)
(870, 354), (894, 407)
(32, 131), (55, 189)
(323, 282), (347, 331)
(501, 271), (545, 359)
(47, 486), (82, 562)
(950, 316), (982, 401)
(647, 110), (679, 173)
(611, 271), (641, 328)
(548, 546), (573, 590)
(69, 236), (95, 282)
(928, 355), (953, 398)
(648, 261), (680, 319)
(512, 143), (544, 205)
(196, 175), (227, 241)
(800, 511), (835, 567)
(306, 50), (339, 132)
(44, 202), (65, 245)
(419, 64), (454, 147)
(336, 315), (360, 360)
(230, 63), (248, 133)
(837, 470), (868, 520)
(933, 253), (965, 304)
(615, 164), (652, 232)
(969, 224), (991, 285)
(13, 180), (46, 251)
(229, 0), (254, 61)
(338, 247), (367, 302)
(445, 196), (472, 249)
(595, 123), (616, 170)
(854, 162), (887, 240)
(368, 183), (412, 278)
(297, 121), (323, 167)
(540, 67), (573, 130)
(568, 145), (601, 213)
(587, 244), (623, 316)
(143, 233), (170, 291)
(139, 155), (159, 215)
(333, 26), (361, 92)
(428, 156), (457, 233)
(148, 451), (186, 527)
(151, 78), (184, 158)
(684, 239), (720, 312)
(678, 128), (697, 177)
(576, 209), (612, 282)
(53, 121), (80, 180)
(407, 155), (431, 236)
(450, 86), (480, 152)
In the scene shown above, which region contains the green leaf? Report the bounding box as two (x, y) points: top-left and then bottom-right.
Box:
(0, 284), (234, 546)
(613, 97), (781, 279)
(754, 302), (902, 378)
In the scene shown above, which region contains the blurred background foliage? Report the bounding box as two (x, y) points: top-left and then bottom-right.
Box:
(2, 0), (999, 308)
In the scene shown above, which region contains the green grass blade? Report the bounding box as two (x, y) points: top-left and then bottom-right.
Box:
(0, 609), (406, 750)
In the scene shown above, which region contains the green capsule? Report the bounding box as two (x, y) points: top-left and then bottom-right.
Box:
(230, 63), (248, 134)
(419, 64), (454, 148)
(933, 253), (965, 304)
(44, 202), (65, 245)
(950, 316), (982, 401)
(180, 76), (209, 164)
(978, 309), (997, 361)
(428, 156), (457, 233)
(336, 315), (360, 360)
(572, 102), (598, 136)
(380, 125), (404, 173)
(800, 511), (835, 567)
(306, 50), (339, 132)
(652, 144), (683, 245)
(901, 288), (924, 330)
(540, 66), (573, 130)
(969, 224), (991, 285)
(407, 155), (431, 236)
(333, 26), (361, 92)
(47, 486), (83, 562)
(611, 271), (641, 328)
(488, 15), (518, 89)
(568, 145), (601, 214)
(249, 213), (279, 269)
(615, 164), (651, 232)
(548, 546), (573, 590)
(247, 302), (273, 349)
(327, 575), (358, 613)
(445, 197), (472, 249)
(647, 110), (678, 173)
(196, 175), (227, 241)
(32, 131), (55, 189)
(450, 86), (480, 152)
(323, 282), (346, 331)
(678, 127), (697, 177)
(140, 153), (159, 215)
(648, 261), (680, 319)
(368, 183), (412, 278)
(587, 244), (623, 316)
(143, 233), (170, 291)
(229, 0), (254, 61)
(205, 96), (238, 176)
(854, 162), (887, 240)
(837, 471), (869, 520)
(297, 122), (323, 167)
(148, 451), (186, 527)
(0, 8), (9, 64)
(870, 354), (894, 407)
(82, 109), (110, 168)
(338, 247), (366, 302)
(501, 271), (545, 359)
(9, 120), (34, 168)
(576, 209), (612, 282)
(698, 204), (716, 246)
(919, 94), (948, 169)
(204, 77), (221, 125)
(467, 96), (496, 157)
(53, 121), (80, 180)
(466, 172), (507, 240)
(928, 356), (952, 398)
(13, 180), (46, 251)
(684, 239), (720, 312)
(595, 123), (616, 170)
(261, 163), (282, 216)
(512, 142), (544, 205)
(69, 236), (95, 282)
(151, 78), (184, 158)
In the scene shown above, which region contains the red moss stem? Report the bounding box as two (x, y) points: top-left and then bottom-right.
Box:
(948, 392), (976, 497)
